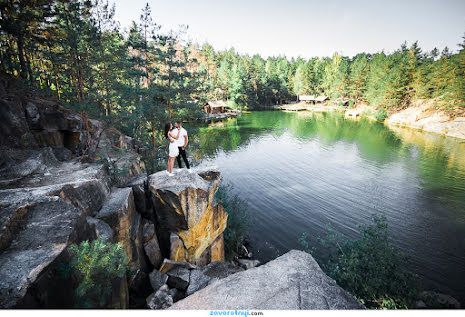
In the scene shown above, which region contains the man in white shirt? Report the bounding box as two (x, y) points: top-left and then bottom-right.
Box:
(174, 121), (190, 171)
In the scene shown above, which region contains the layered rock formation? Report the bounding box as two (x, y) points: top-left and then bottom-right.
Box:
(385, 100), (465, 139)
(0, 73), (150, 308)
(170, 250), (365, 310)
(344, 100), (465, 140)
(149, 169), (228, 265)
(0, 157), (109, 307)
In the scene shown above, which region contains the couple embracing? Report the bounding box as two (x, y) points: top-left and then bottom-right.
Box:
(164, 120), (191, 176)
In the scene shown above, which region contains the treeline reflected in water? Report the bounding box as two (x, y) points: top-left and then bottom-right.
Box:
(184, 111), (465, 302)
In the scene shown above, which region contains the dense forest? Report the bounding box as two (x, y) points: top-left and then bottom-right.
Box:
(1, 1), (464, 150)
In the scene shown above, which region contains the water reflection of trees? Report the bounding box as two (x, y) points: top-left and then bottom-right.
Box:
(186, 111), (465, 206)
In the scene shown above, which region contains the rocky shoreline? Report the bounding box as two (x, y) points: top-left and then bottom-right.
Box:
(279, 100), (465, 140)
(0, 78), (365, 309)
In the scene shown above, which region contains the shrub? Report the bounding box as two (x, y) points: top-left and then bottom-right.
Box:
(214, 182), (248, 260)
(361, 108), (373, 117)
(66, 238), (129, 308)
(374, 108), (388, 121)
(299, 216), (421, 309)
(348, 100), (355, 108)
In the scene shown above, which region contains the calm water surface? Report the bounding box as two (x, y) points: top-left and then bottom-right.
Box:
(185, 111), (465, 302)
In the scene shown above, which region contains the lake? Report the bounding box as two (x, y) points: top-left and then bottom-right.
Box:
(185, 110), (465, 303)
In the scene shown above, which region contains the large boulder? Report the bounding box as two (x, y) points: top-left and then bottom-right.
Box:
(142, 220), (163, 268)
(0, 196), (93, 308)
(0, 98), (38, 149)
(149, 168), (228, 265)
(86, 216), (114, 242)
(146, 284), (173, 310)
(170, 250), (365, 310)
(130, 175), (154, 221)
(186, 261), (244, 296)
(149, 270), (168, 292)
(0, 148), (59, 189)
(95, 187), (147, 272)
(0, 157), (114, 308)
(0, 154), (111, 216)
(385, 100), (465, 140)
(166, 266), (190, 291)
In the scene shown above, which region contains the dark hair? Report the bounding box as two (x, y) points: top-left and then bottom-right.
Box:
(164, 123), (171, 138)
(175, 120), (182, 125)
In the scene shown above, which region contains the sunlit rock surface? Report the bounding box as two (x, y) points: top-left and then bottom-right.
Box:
(385, 100), (465, 139)
(170, 250), (365, 310)
(149, 168), (227, 265)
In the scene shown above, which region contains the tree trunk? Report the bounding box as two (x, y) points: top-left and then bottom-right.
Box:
(16, 35), (28, 80)
(168, 72), (172, 118)
(25, 51), (34, 85)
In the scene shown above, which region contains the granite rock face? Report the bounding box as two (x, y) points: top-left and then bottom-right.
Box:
(170, 250), (365, 310)
(149, 168), (227, 265)
(86, 217), (114, 242)
(0, 157), (112, 308)
(385, 100), (465, 140)
(186, 261), (244, 296)
(0, 196), (93, 308)
(0, 74), (151, 308)
(95, 187), (147, 272)
(146, 284), (173, 310)
(142, 220), (163, 268)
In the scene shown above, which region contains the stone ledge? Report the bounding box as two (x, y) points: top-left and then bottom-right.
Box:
(170, 250), (365, 310)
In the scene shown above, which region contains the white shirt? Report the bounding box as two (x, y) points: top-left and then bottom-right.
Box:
(175, 127), (188, 147)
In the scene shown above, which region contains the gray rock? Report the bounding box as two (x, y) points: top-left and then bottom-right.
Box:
(236, 258), (261, 270)
(129, 269), (152, 298)
(86, 216), (114, 242)
(169, 232), (186, 261)
(170, 250), (365, 310)
(159, 258), (199, 273)
(0, 196), (92, 308)
(132, 182), (152, 220)
(166, 266), (190, 291)
(149, 270), (168, 292)
(169, 288), (184, 302)
(186, 261), (244, 296)
(57, 179), (110, 216)
(146, 284), (173, 310)
(0, 98), (38, 149)
(0, 148), (59, 188)
(149, 167), (221, 232)
(419, 291), (461, 309)
(52, 147), (73, 161)
(95, 187), (147, 271)
(415, 300), (427, 309)
(142, 220), (163, 268)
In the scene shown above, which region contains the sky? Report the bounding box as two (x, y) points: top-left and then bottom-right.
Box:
(113, 0), (465, 58)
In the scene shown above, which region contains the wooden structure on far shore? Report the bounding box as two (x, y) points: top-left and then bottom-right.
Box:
(299, 95), (328, 104)
(204, 100), (229, 114)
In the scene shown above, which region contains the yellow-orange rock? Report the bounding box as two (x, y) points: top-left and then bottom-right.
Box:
(210, 233), (225, 262)
(178, 204), (227, 262)
(149, 168), (227, 265)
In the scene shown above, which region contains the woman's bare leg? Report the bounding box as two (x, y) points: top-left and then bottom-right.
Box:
(168, 157), (174, 173)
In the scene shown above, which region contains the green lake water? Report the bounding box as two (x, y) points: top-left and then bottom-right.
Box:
(183, 111), (465, 302)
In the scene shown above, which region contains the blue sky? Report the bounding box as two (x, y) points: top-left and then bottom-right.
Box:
(113, 0), (465, 58)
